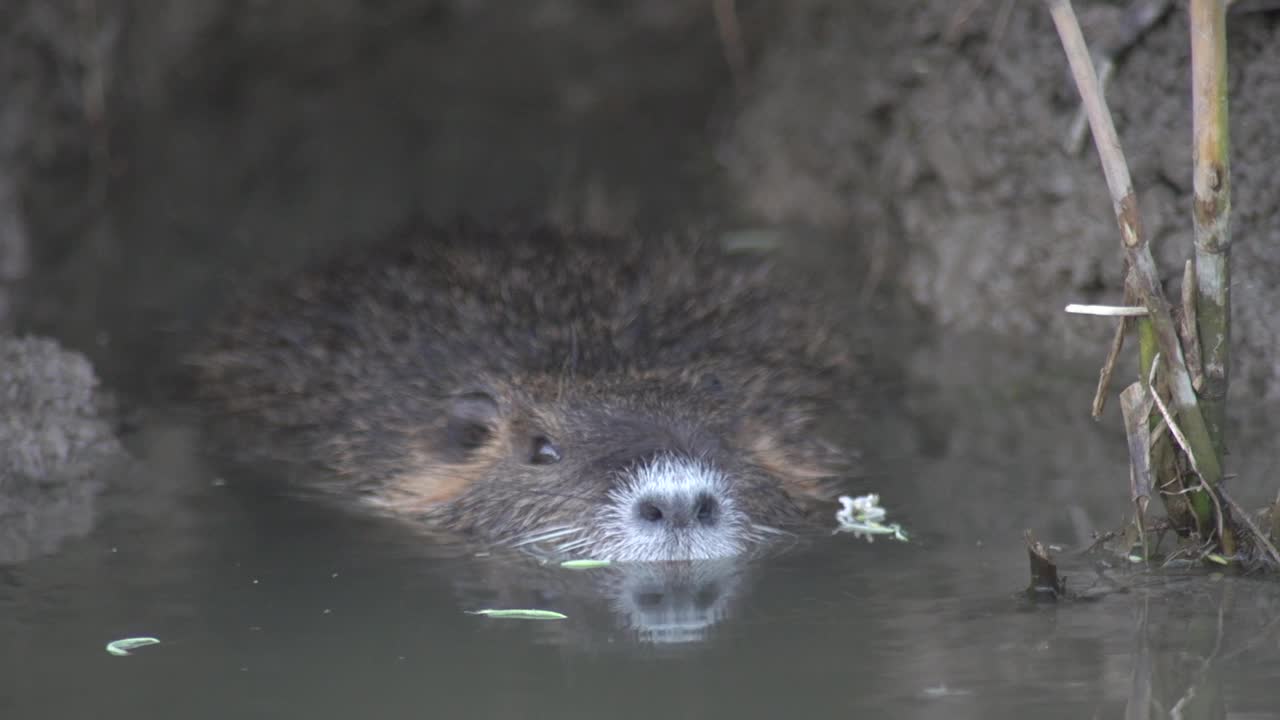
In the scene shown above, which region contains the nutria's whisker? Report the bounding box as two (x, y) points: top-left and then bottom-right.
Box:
(750, 524), (792, 537)
(503, 486), (596, 504)
(554, 537), (593, 553)
(508, 526), (581, 547)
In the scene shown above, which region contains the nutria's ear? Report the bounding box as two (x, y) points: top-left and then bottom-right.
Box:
(445, 391), (502, 452)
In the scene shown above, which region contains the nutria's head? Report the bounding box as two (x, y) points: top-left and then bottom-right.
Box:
(335, 368), (849, 562)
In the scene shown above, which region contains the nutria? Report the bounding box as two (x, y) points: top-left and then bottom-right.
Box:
(192, 219), (860, 562)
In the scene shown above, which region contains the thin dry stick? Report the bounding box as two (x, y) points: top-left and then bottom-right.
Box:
(1092, 317), (1128, 418)
(1066, 61), (1113, 154)
(1045, 0), (1132, 208)
(1045, 0), (1224, 494)
(1093, 283), (1136, 418)
(1065, 0), (1175, 153)
(1146, 356), (1199, 478)
(1217, 484), (1280, 567)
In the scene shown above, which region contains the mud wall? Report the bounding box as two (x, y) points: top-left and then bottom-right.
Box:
(4, 0), (1279, 406)
(722, 1), (1280, 403)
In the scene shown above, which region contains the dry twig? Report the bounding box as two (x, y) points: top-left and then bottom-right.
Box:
(1217, 484), (1280, 568)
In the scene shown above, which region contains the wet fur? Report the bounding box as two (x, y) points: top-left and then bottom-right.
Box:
(192, 218), (861, 550)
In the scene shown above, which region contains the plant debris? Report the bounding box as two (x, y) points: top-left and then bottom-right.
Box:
(465, 609), (568, 621)
(1025, 530), (1067, 601)
(105, 637), (161, 656)
(559, 559), (612, 570)
(834, 494), (909, 542)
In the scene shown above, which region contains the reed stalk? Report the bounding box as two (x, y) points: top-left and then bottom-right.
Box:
(1045, 0), (1227, 545)
(1189, 0), (1232, 458)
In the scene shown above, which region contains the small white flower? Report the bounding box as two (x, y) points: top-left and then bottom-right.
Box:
(834, 493), (908, 543)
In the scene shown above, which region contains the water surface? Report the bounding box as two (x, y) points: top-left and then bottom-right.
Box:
(4, 349), (1279, 719)
(6, 6), (1280, 714)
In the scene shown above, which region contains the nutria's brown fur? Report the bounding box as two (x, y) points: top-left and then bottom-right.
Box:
(192, 218), (861, 561)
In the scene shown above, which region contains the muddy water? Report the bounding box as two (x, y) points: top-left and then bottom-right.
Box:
(3, 345), (1280, 719)
(7, 6), (1280, 717)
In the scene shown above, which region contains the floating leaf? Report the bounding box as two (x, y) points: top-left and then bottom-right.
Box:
(465, 609), (567, 620)
(106, 637), (160, 656)
(1205, 553), (1230, 566)
(559, 559), (612, 570)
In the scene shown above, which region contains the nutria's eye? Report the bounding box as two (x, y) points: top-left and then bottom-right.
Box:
(530, 436), (561, 465)
(445, 391), (500, 452)
(697, 372), (724, 395)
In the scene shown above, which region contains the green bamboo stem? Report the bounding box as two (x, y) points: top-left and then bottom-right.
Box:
(1128, 262), (1224, 487)
(1190, 0), (1232, 458)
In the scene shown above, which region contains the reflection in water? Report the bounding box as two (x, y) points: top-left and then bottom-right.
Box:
(0, 337), (125, 564)
(1118, 573), (1280, 720)
(426, 544), (757, 649)
(605, 560), (744, 645)
(0, 470), (103, 565)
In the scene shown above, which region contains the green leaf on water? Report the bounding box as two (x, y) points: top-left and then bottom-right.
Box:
(106, 637), (161, 656)
(559, 559), (612, 570)
(465, 609), (568, 620)
(1205, 553), (1230, 566)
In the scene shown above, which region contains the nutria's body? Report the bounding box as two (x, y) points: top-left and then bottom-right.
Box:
(194, 219), (860, 561)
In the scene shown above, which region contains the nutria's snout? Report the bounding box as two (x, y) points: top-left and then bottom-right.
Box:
(595, 455), (749, 562)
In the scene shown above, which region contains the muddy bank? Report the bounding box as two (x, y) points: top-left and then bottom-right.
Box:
(723, 1), (1280, 402)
